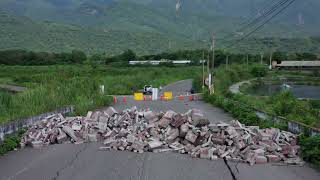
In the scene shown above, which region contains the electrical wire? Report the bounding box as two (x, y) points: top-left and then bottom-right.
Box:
(225, 0), (296, 49)
(219, 0), (291, 43)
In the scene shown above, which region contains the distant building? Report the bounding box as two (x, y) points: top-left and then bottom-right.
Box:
(272, 60), (320, 70)
(129, 61), (161, 65)
(129, 60), (193, 65)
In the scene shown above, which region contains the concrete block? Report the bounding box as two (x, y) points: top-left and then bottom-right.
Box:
(165, 127), (179, 142)
(105, 107), (118, 117)
(171, 114), (186, 128)
(255, 156), (268, 164)
(179, 124), (189, 137)
(185, 130), (198, 144)
(148, 139), (163, 149)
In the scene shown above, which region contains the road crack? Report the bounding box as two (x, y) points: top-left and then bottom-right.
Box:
(137, 153), (149, 180)
(223, 157), (238, 180)
(51, 144), (88, 180)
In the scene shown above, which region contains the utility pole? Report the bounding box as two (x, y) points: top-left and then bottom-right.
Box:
(260, 52), (264, 65)
(211, 33), (215, 70)
(202, 51), (205, 90)
(207, 50), (210, 74)
(269, 50), (273, 70)
(226, 54), (229, 69)
(246, 54), (249, 70)
(210, 33), (215, 94)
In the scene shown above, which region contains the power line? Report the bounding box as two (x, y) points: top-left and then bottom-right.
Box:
(225, 0), (296, 49)
(238, 0), (279, 27)
(219, 0), (291, 43)
(238, 0), (290, 32)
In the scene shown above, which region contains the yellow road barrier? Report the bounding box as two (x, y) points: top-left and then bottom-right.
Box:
(164, 91), (173, 100)
(134, 93), (144, 101)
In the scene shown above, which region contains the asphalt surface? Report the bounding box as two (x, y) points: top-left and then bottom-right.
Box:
(0, 80), (319, 180)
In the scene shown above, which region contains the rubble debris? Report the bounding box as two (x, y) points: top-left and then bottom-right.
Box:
(185, 130), (198, 144)
(21, 107), (303, 165)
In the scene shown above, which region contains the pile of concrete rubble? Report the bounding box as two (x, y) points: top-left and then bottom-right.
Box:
(21, 107), (303, 165)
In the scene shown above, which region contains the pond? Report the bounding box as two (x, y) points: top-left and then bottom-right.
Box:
(245, 84), (320, 100)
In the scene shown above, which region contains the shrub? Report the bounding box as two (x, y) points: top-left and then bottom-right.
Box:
(299, 135), (320, 166)
(250, 64), (268, 77)
(312, 70), (320, 77)
(0, 129), (25, 156)
(270, 91), (296, 116)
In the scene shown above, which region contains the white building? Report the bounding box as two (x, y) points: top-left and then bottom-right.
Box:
(129, 59), (197, 65)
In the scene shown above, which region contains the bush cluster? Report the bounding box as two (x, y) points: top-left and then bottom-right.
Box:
(0, 130), (25, 156)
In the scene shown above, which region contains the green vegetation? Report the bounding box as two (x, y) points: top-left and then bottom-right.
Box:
(2, 0), (320, 54)
(203, 63), (320, 165)
(1, 47), (319, 67)
(205, 64), (286, 128)
(207, 64), (320, 128)
(0, 129), (25, 156)
(0, 11), (202, 55)
(0, 65), (201, 124)
(299, 135), (320, 167)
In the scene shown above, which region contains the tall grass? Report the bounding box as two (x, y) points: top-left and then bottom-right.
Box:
(0, 65), (202, 123)
(0, 77), (111, 124)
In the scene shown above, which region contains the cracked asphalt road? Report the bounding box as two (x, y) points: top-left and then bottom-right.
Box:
(0, 80), (319, 180)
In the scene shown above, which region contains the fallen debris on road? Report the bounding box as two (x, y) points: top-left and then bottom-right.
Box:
(21, 107), (303, 165)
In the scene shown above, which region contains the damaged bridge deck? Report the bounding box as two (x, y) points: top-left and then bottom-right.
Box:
(0, 80), (319, 180)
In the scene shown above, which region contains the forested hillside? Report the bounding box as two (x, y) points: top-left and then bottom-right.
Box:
(1, 0), (320, 54)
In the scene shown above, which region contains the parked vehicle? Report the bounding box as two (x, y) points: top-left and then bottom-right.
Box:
(143, 85), (153, 95)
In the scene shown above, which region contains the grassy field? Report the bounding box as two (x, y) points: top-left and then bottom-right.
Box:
(0, 65), (202, 124)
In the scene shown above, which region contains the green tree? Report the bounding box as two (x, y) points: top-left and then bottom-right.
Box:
(71, 50), (87, 64)
(250, 64), (268, 77)
(121, 49), (136, 61)
(295, 52), (317, 60)
(273, 51), (287, 61)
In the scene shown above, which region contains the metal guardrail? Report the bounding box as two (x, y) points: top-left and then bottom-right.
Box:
(0, 106), (74, 142)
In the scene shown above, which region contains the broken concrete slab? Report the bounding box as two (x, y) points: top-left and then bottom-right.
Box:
(171, 114), (186, 128)
(62, 126), (79, 142)
(148, 139), (163, 149)
(185, 130), (198, 144)
(165, 126), (179, 142)
(105, 107), (118, 117)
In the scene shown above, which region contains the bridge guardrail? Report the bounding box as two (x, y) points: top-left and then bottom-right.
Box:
(0, 106), (74, 142)
(221, 97), (320, 136)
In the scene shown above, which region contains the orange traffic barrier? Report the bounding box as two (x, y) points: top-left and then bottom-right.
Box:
(113, 96), (117, 103)
(123, 96), (127, 103)
(179, 95), (185, 101)
(189, 95), (194, 101)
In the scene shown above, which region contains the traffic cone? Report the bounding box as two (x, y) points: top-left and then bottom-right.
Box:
(189, 95), (193, 101)
(113, 96), (117, 104)
(123, 96), (127, 104)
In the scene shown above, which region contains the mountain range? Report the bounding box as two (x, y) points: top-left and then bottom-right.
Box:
(0, 0), (320, 54)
